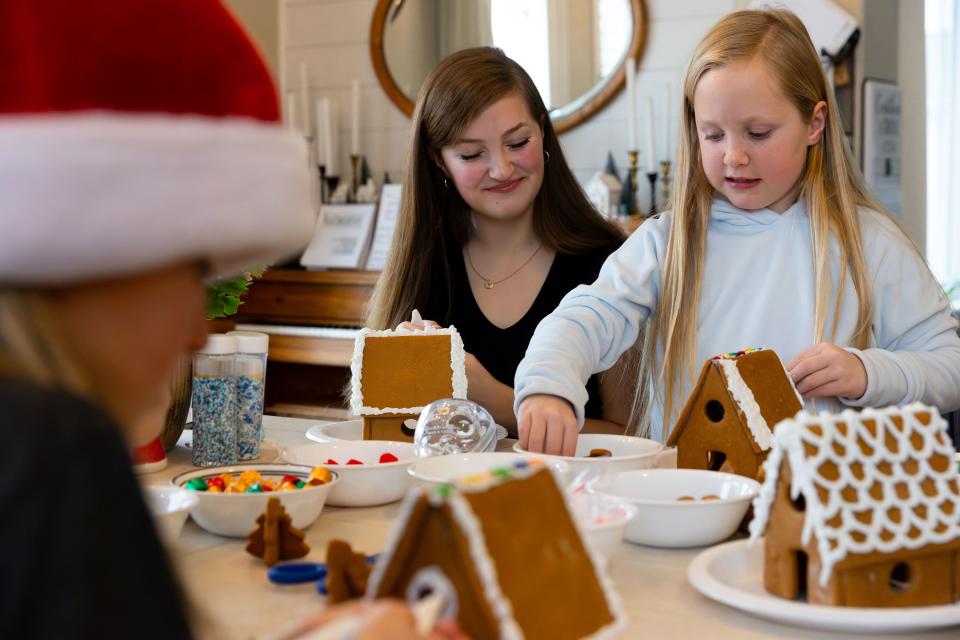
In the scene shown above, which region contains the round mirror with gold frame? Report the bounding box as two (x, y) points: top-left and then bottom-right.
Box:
(370, 0), (647, 134)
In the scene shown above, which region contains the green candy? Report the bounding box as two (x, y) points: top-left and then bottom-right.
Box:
(246, 483), (264, 493)
(435, 484), (451, 500)
(492, 467), (512, 479)
(185, 478), (208, 491)
(295, 480), (305, 489)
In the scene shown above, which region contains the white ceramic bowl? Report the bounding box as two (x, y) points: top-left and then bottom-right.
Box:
(171, 463), (339, 537)
(575, 501), (637, 570)
(281, 441), (415, 507)
(408, 452), (570, 487)
(514, 434), (665, 479)
(305, 419), (363, 443)
(591, 469), (760, 548)
(143, 485), (198, 542)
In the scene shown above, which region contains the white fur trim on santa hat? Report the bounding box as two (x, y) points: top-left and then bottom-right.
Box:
(0, 112), (315, 285)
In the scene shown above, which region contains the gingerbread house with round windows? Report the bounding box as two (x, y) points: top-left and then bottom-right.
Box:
(366, 464), (624, 639)
(666, 348), (804, 479)
(749, 403), (960, 607)
(350, 325), (467, 441)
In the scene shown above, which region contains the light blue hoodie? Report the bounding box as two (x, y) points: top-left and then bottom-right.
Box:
(514, 196), (960, 441)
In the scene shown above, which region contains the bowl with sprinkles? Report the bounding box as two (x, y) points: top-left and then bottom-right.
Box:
(280, 441), (416, 507)
(171, 463), (339, 537)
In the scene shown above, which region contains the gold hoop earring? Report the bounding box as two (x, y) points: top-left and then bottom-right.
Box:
(544, 150), (550, 163)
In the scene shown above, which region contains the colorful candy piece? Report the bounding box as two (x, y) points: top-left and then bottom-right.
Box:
(379, 453), (398, 463)
(246, 483), (264, 493)
(185, 478), (209, 491)
(207, 476), (226, 491)
(308, 467), (333, 485)
(346, 458), (364, 465)
(325, 459), (339, 466)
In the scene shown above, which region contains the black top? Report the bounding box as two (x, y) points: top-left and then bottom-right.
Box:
(426, 241), (622, 419)
(0, 377), (193, 640)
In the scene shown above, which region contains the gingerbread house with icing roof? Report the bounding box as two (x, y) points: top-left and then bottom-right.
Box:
(749, 403), (960, 607)
(366, 464), (624, 640)
(350, 325), (467, 441)
(666, 348), (804, 479)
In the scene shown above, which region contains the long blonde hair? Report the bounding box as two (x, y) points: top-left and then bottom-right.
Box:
(0, 290), (92, 394)
(639, 9), (884, 436)
(366, 47), (623, 330)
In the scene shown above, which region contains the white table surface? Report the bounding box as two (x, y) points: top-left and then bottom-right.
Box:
(140, 416), (959, 640)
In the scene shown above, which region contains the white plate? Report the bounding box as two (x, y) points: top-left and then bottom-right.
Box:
(305, 419), (364, 443)
(688, 539), (960, 633)
(306, 419), (510, 444)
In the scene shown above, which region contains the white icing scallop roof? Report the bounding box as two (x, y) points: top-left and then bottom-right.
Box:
(749, 403), (960, 585)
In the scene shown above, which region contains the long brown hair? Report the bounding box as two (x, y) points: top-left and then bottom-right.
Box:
(366, 47), (623, 330)
(637, 9), (889, 437)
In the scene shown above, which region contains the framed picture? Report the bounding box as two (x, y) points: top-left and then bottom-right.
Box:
(861, 78), (902, 217)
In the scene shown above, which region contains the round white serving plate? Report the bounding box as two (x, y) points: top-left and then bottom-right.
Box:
(688, 539), (960, 633)
(305, 419), (364, 443)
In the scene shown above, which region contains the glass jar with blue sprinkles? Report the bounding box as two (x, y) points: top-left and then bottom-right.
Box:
(227, 330), (269, 461)
(192, 334), (239, 467)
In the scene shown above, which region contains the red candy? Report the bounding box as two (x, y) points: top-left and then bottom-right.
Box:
(207, 476), (226, 491)
(324, 459), (339, 466)
(346, 459), (364, 465)
(281, 475), (300, 485)
(379, 453), (398, 463)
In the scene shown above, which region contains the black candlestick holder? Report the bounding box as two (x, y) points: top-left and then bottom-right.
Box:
(646, 171), (658, 217)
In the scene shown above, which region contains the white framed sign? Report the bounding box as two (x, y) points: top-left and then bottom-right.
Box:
(862, 78), (902, 217)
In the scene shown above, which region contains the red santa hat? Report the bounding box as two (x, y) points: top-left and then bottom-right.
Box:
(0, 0), (314, 285)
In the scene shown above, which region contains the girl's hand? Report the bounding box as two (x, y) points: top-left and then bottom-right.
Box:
(397, 319), (441, 331)
(517, 394), (578, 456)
(786, 343), (867, 400)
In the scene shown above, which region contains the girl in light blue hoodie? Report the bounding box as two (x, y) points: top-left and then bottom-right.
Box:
(514, 9), (960, 454)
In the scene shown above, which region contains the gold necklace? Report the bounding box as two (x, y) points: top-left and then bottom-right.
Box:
(466, 242), (543, 290)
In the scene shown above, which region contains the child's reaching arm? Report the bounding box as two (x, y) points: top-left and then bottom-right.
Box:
(513, 216), (671, 451)
(797, 212), (960, 411)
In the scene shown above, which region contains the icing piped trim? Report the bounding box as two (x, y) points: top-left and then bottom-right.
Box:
(717, 358), (773, 451)
(350, 325), (468, 414)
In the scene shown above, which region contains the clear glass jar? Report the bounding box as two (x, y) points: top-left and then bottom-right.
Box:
(191, 334), (238, 467)
(227, 330), (269, 461)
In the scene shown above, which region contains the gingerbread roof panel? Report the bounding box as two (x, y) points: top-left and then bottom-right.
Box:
(668, 348), (802, 451)
(749, 403), (960, 585)
(349, 326), (468, 415)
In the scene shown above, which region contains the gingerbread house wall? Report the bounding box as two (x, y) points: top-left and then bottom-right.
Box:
(673, 366), (763, 478)
(762, 460), (840, 603)
(764, 461), (960, 606)
(835, 550), (960, 607)
(359, 334), (455, 410)
(369, 496), (501, 640)
(362, 414), (416, 442)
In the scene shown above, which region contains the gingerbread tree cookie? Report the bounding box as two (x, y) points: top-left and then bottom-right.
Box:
(246, 497), (310, 566)
(324, 539), (372, 604)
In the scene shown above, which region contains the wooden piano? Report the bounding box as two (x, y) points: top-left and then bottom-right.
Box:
(214, 268), (379, 419)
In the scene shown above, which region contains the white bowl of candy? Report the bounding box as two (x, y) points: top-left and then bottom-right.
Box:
(590, 469), (759, 548)
(171, 463), (338, 537)
(408, 452), (570, 487)
(143, 485), (198, 542)
(514, 433), (665, 479)
(567, 484), (637, 569)
(280, 441), (415, 507)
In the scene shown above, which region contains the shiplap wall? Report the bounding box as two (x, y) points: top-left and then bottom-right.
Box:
(281, 0), (736, 207)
